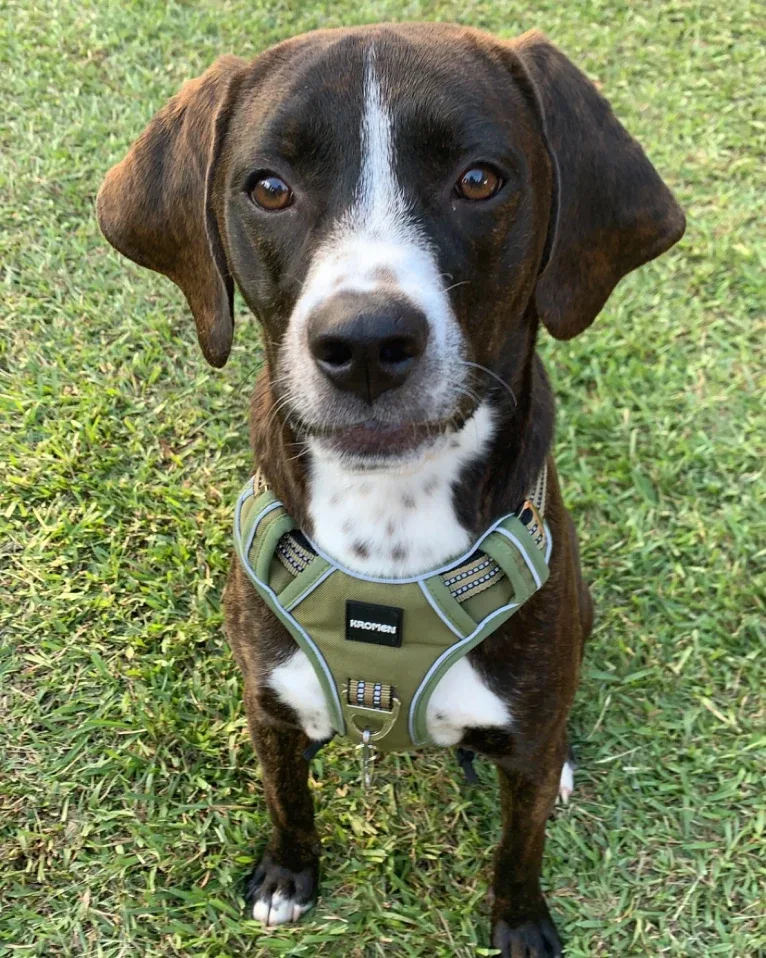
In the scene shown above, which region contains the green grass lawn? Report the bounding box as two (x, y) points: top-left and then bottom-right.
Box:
(1, 0), (764, 954)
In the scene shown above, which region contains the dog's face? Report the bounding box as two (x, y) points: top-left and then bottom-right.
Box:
(98, 24), (684, 466)
(218, 32), (552, 464)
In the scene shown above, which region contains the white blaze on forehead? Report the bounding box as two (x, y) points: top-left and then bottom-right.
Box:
(355, 50), (406, 232)
(295, 48), (447, 319)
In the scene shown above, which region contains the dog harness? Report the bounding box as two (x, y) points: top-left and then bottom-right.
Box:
(233, 466), (551, 756)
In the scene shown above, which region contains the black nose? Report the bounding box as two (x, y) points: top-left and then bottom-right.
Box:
(308, 292), (429, 403)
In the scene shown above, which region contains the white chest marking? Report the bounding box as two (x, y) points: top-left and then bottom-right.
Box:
(307, 403), (495, 578)
(268, 643), (512, 746)
(269, 405), (511, 745)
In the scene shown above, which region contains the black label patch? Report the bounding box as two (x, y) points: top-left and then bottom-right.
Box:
(346, 600), (403, 648)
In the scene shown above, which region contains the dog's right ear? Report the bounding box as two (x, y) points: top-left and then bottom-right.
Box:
(97, 56), (246, 368)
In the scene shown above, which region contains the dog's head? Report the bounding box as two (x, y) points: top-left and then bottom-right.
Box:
(98, 25), (684, 466)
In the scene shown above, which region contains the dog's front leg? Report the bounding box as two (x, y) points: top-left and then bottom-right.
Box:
(243, 683), (320, 927)
(490, 755), (564, 958)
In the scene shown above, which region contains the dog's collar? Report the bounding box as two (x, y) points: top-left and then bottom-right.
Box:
(233, 463), (551, 758)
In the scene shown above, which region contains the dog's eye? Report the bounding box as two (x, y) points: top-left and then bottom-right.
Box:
(455, 165), (502, 201)
(250, 174), (293, 211)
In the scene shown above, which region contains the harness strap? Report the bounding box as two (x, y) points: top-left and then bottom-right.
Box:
(234, 485), (347, 734)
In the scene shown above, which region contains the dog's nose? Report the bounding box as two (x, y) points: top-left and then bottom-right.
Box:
(308, 293), (429, 403)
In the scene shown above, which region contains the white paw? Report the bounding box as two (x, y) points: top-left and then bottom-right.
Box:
(558, 759), (574, 805)
(252, 890), (313, 927)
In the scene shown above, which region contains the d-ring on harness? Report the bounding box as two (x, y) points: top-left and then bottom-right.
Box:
(233, 465), (552, 773)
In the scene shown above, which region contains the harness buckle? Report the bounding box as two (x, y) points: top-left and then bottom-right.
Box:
(347, 696), (401, 742)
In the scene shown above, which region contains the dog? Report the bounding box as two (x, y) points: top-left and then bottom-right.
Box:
(97, 23), (684, 956)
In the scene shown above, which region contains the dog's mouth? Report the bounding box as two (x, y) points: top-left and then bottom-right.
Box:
(298, 404), (478, 463)
(315, 419), (449, 458)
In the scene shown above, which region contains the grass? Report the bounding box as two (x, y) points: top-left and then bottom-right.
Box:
(1, 0), (764, 954)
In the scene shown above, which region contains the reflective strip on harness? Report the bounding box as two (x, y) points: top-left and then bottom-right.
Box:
(233, 470), (552, 752)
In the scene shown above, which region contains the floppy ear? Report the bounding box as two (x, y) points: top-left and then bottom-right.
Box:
(513, 31), (686, 340)
(97, 56), (246, 367)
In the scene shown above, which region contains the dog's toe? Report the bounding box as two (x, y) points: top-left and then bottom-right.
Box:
(251, 890), (312, 926)
(245, 852), (317, 927)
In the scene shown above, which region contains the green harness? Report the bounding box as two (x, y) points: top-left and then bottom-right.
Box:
(233, 467), (551, 754)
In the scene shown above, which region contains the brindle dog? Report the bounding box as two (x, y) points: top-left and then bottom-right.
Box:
(98, 24), (684, 956)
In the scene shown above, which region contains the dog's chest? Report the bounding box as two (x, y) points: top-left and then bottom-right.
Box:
(267, 408), (513, 746)
(306, 453), (469, 579)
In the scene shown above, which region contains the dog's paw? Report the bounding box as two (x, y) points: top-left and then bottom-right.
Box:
(492, 916), (563, 957)
(245, 851), (317, 927)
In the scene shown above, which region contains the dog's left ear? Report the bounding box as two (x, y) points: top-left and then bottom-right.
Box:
(97, 56), (246, 367)
(512, 31), (686, 340)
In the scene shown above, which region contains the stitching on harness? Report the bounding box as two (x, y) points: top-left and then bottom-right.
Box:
(276, 535), (309, 576)
(451, 565), (503, 598)
(442, 556), (491, 586)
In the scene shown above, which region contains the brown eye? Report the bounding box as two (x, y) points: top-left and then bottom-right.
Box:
(251, 174), (293, 211)
(456, 165), (502, 201)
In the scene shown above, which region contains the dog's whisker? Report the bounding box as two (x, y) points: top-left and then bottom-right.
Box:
(281, 269), (307, 291)
(285, 442), (311, 463)
(266, 391), (297, 431)
(442, 279), (471, 295)
(460, 360), (517, 408)
(231, 364), (261, 394)
(454, 383), (483, 407)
